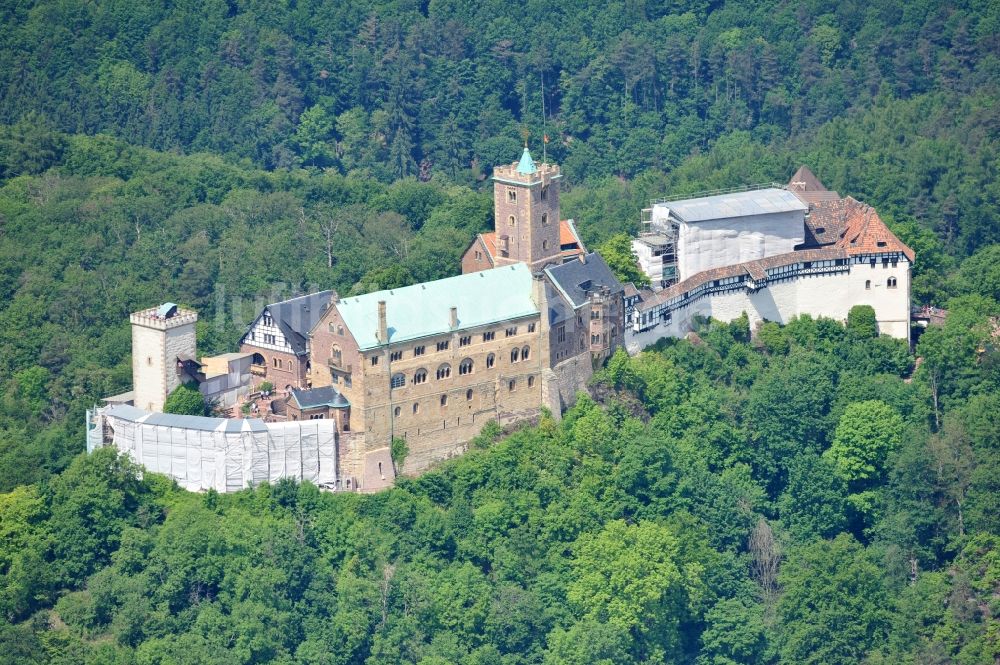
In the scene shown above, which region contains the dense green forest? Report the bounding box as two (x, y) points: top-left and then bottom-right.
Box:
(2, 0), (1000, 662)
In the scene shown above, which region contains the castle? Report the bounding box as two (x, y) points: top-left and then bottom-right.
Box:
(89, 157), (913, 493)
(625, 167), (913, 350)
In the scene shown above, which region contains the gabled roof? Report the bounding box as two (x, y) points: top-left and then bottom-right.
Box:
(788, 165), (841, 204)
(835, 197), (914, 260)
(247, 291), (335, 356)
(544, 253), (624, 309)
(657, 188), (808, 223)
(336, 264), (539, 351)
(799, 196), (914, 261)
(290, 386), (349, 410)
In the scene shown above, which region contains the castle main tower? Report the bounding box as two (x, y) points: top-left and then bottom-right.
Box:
(130, 303), (198, 412)
(492, 147), (563, 270)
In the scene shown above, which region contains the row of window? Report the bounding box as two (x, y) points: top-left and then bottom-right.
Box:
(246, 330), (279, 346)
(507, 213), (550, 226)
(362, 324), (536, 366)
(866, 277), (898, 289)
(392, 375), (538, 416)
(389, 348), (531, 388)
(505, 187), (549, 204)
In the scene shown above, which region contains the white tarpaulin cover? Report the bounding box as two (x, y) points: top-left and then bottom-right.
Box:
(651, 189), (807, 281)
(96, 405), (337, 492)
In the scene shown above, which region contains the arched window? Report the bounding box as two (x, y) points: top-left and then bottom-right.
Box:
(251, 353), (265, 366)
(542, 239), (548, 250)
(508, 379), (516, 391)
(887, 277), (897, 288)
(466, 389), (473, 401)
(521, 345), (530, 360)
(486, 353), (495, 369)
(413, 402), (419, 414)
(510, 347), (519, 363)
(528, 375), (535, 388)
(865, 280), (871, 290)
(440, 394), (448, 407)
(393, 406), (401, 417)
(459, 358), (473, 375)
(391, 373), (405, 389)
(508, 215), (516, 226)
(413, 369), (428, 385)
(541, 212), (548, 224)
(436, 363), (451, 380)
(507, 190), (516, 203)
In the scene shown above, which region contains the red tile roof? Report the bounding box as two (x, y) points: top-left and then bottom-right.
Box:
(801, 196), (914, 261)
(834, 197), (914, 261)
(477, 220), (585, 262)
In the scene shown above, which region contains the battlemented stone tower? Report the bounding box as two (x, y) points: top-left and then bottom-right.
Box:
(492, 147), (563, 270)
(130, 303), (197, 412)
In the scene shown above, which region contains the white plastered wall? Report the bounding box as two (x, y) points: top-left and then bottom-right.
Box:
(625, 260), (911, 352)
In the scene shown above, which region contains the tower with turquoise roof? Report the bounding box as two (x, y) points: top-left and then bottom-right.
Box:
(491, 146), (563, 270)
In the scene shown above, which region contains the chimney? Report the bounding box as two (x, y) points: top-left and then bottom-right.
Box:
(531, 272), (547, 310)
(377, 300), (388, 343)
(449, 306), (458, 329)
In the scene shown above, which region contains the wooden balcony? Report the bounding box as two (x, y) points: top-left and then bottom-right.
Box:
(250, 365), (266, 376)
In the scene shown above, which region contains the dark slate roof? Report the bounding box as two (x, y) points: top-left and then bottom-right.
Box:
(261, 291), (335, 356)
(290, 386), (350, 410)
(544, 252), (625, 309)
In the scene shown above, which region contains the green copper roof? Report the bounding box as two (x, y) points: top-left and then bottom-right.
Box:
(336, 264), (539, 351)
(516, 147), (537, 175)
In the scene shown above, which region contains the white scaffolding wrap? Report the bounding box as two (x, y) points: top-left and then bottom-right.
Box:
(95, 405), (337, 492)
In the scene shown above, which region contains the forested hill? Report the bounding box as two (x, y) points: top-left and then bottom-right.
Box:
(0, 0), (997, 179)
(2, 0), (1000, 662)
(3, 310), (1000, 663)
(3, 0), (1000, 256)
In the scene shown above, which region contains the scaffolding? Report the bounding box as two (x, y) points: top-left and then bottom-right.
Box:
(635, 207), (678, 289)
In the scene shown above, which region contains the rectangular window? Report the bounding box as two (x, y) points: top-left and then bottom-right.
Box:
(264, 333), (276, 345)
(557, 325), (566, 343)
(413, 345), (425, 356)
(436, 341), (449, 351)
(505, 327), (517, 337)
(370, 355), (379, 366)
(331, 374), (339, 384)
(390, 351), (402, 362)
(527, 323), (536, 333)
(483, 331), (495, 342)
(459, 336), (471, 347)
